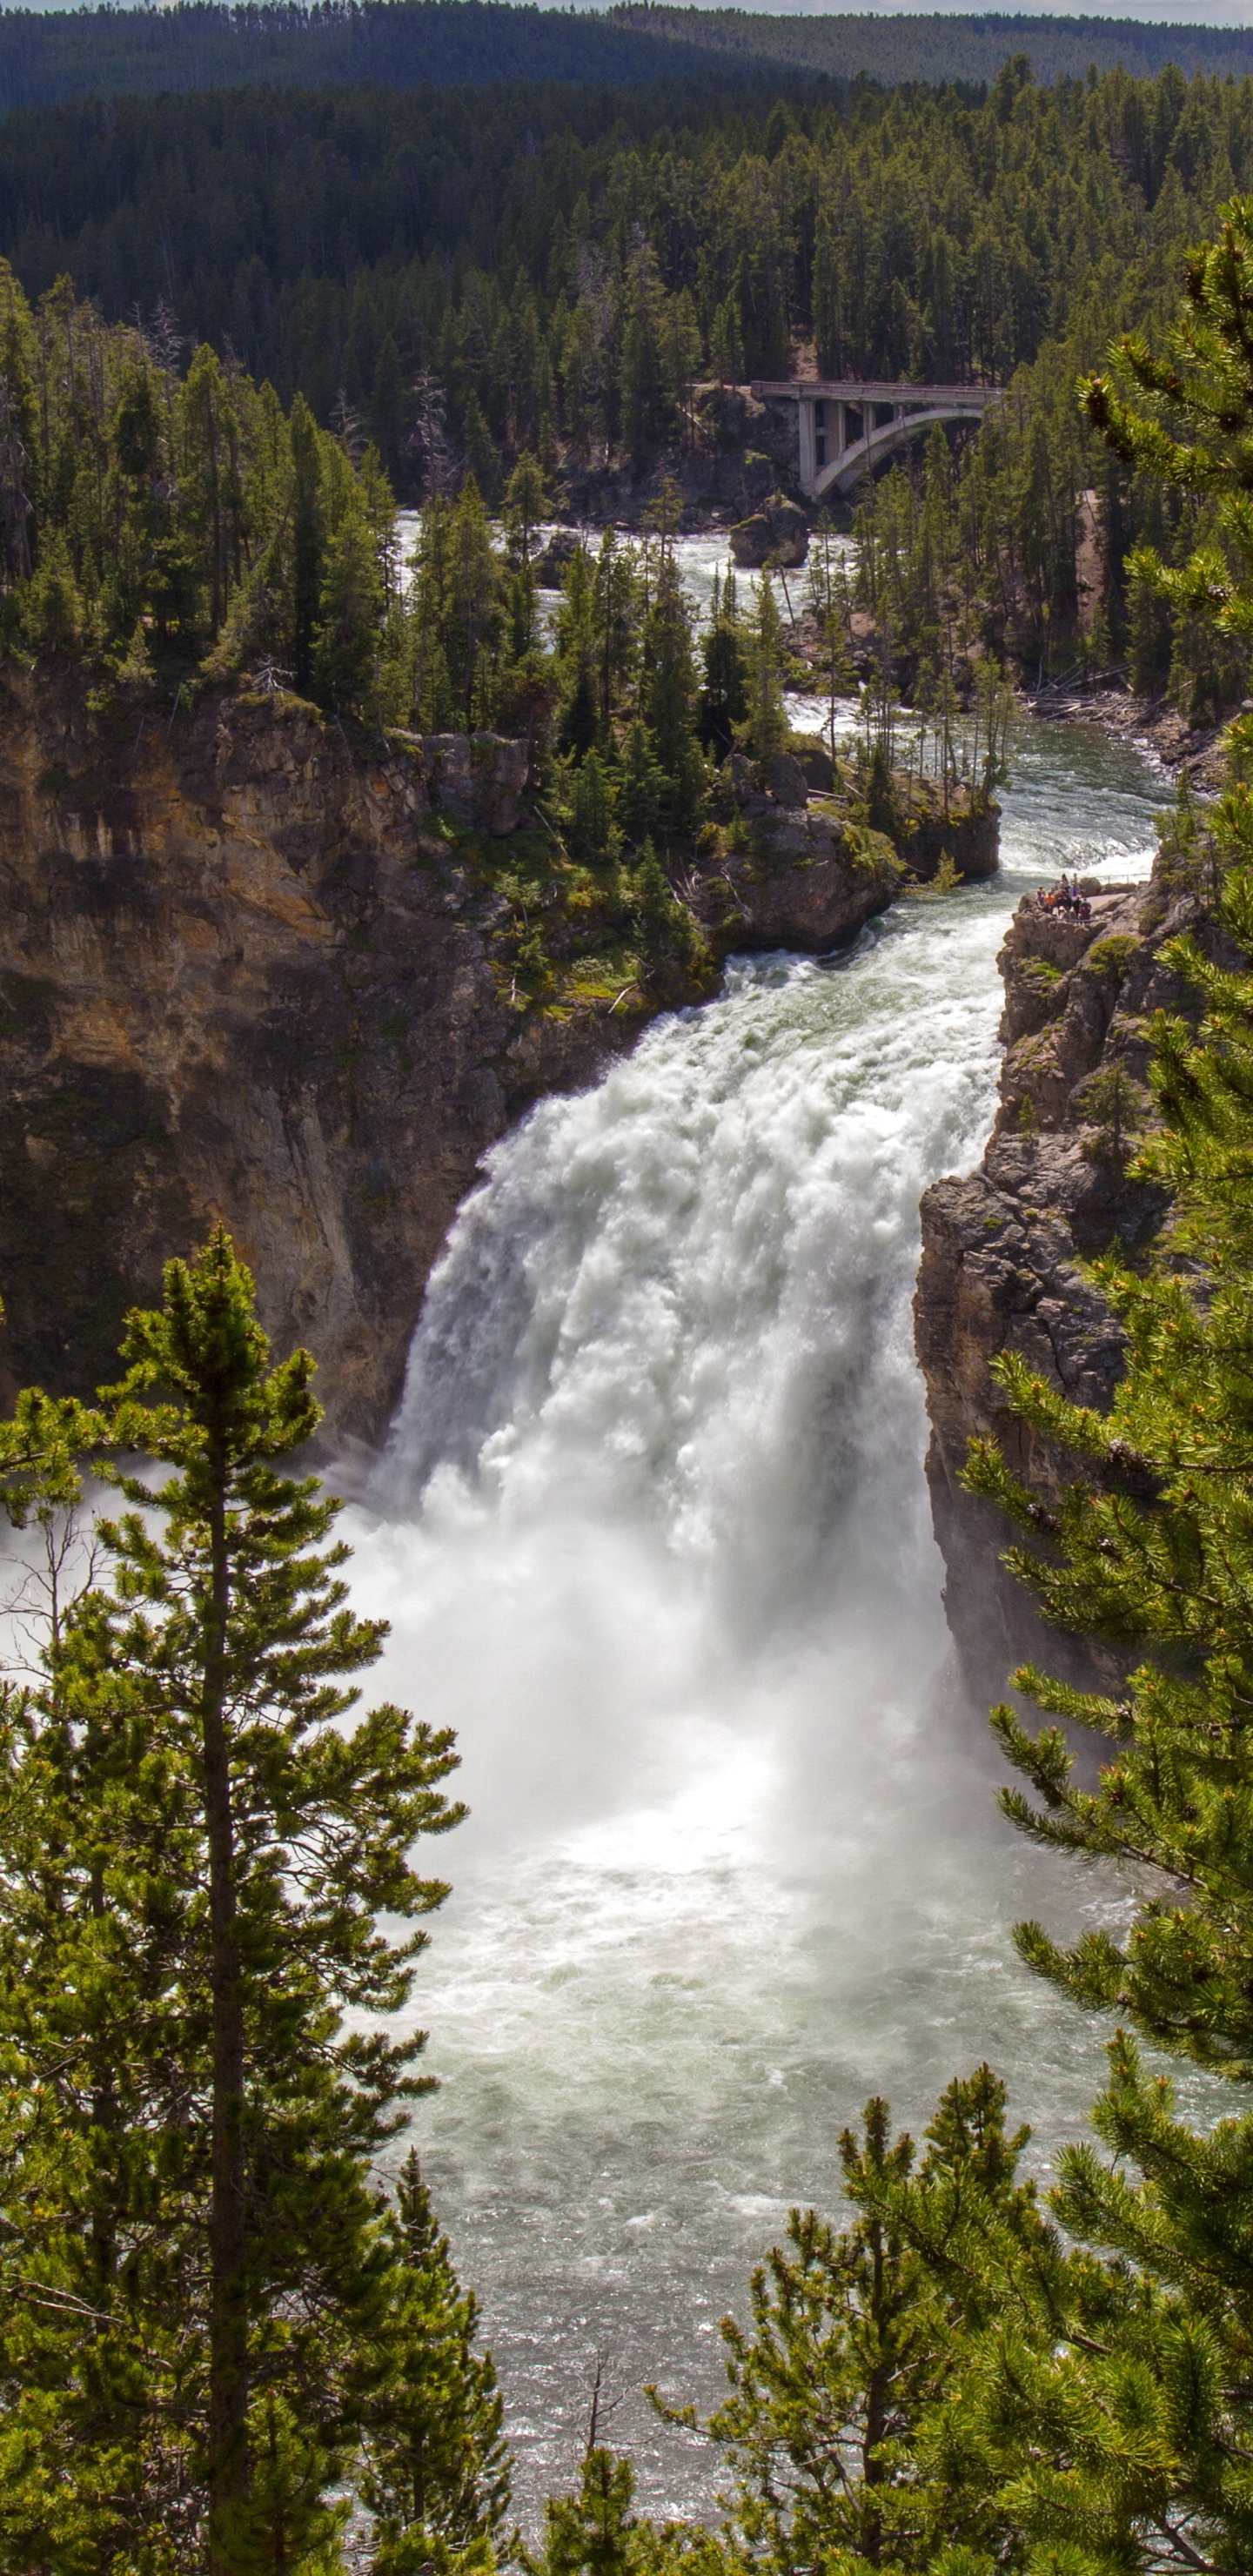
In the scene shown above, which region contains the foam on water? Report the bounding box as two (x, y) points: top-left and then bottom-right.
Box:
(341, 688), (1176, 2515)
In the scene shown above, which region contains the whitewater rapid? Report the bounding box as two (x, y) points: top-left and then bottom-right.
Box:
(342, 712), (1181, 2519)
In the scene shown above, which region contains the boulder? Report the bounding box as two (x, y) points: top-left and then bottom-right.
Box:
(533, 529), (582, 587)
(895, 795), (1000, 882)
(700, 808), (901, 955)
(729, 493), (808, 569)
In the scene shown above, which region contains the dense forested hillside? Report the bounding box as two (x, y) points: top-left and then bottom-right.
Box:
(617, 6), (1253, 88)
(0, 0), (738, 112)
(0, 59), (1241, 469)
(0, 49), (1249, 703)
(5, 1), (1253, 116)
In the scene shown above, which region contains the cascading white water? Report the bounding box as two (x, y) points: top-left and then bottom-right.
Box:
(342, 705), (1186, 2519)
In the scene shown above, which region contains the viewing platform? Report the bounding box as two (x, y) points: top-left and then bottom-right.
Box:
(751, 379), (1001, 500)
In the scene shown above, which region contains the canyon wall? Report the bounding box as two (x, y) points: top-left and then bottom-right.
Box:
(0, 666), (918, 1443)
(914, 862), (1229, 1710)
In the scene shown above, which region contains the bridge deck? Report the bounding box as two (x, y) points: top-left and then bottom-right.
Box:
(751, 379), (996, 405)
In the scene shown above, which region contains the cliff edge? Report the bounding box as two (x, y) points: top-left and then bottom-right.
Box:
(0, 666), (922, 1442)
(914, 862), (1229, 1710)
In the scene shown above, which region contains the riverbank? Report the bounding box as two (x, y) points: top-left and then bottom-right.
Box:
(1029, 676), (1232, 790)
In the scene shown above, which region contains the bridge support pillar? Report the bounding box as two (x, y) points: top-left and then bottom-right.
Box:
(798, 398), (817, 493)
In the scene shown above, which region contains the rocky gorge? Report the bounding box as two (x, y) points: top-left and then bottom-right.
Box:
(0, 664), (995, 1440)
(913, 845), (1230, 1709)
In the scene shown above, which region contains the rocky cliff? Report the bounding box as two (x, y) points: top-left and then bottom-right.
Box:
(0, 666), (925, 1443)
(914, 862), (1226, 1710)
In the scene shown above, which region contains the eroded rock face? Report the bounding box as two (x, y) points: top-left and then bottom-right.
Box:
(0, 668), (634, 1443)
(914, 870), (1230, 1709)
(897, 796), (1000, 883)
(0, 667), (928, 1446)
(700, 808), (903, 954)
(412, 731), (529, 835)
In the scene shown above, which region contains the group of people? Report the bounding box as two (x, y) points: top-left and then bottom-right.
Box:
(1035, 872), (1093, 924)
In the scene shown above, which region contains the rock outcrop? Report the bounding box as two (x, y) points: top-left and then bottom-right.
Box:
(0, 666), (920, 1445)
(698, 807), (904, 955)
(729, 493), (809, 568)
(914, 866), (1226, 1709)
(896, 791), (1000, 883)
(0, 667), (643, 1443)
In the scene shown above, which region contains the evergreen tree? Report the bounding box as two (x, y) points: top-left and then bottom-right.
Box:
(357, 2150), (511, 2576)
(593, 529), (637, 736)
(656, 2072), (1044, 2576)
(618, 717), (665, 851)
(370, 334), (409, 484)
(446, 475), (502, 727)
(290, 392), (326, 697)
(698, 568), (748, 761)
(555, 541), (600, 759)
(739, 574), (787, 775)
(806, 522), (854, 766)
(632, 842), (701, 999)
(639, 550), (705, 838)
(566, 748), (620, 867)
(0, 1233), (465, 2565)
(312, 500), (385, 713)
(504, 451), (548, 575)
(528, 2450), (641, 2576)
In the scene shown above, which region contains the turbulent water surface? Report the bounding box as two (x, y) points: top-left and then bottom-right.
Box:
(343, 632), (1183, 2518)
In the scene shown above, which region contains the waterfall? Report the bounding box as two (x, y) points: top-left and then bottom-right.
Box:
(341, 711), (1166, 2518)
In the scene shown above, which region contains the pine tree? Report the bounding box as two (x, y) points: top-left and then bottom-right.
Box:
(0, 1232), (466, 2566)
(618, 718), (665, 852)
(807, 522), (854, 766)
(739, 574), (787, 776)
(593, 529), (637, 735)
(566, 748), (621, 868)
(357, 2150), (511, 2576)
(504, 452), (547, 574)
(369, 335), (409, 484)
(446, 475), (502, 728)
(312, 500), (385, 712)
(460, 391), (499, 506)
(632, 842), (701, 1001)
(289, 392), (325, 697)
(555, 542), (600, 760)
(528, 2450), (640, 2576)
(655, 2073), (1044, 2576)
(639, 550), (705, 838)
(698, 569), (748, 762)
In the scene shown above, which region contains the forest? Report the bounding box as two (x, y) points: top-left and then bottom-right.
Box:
(0, 61), (1238, 439)
(3, 2), (1253, 115)
(0, 55), (1248, 720)
(0, 1), (739, 115)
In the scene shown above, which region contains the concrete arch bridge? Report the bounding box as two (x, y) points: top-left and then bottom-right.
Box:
(751, 379), (1001, 502)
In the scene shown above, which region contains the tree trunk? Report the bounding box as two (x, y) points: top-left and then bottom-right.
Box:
(204, 1438), (248, 2567)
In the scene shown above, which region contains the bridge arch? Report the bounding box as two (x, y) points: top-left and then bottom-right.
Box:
(814, 403), (988, 500)
(749, 379), (1001, 504)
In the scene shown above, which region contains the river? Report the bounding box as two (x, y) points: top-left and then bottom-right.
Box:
(341, 567), (1189, 2521)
